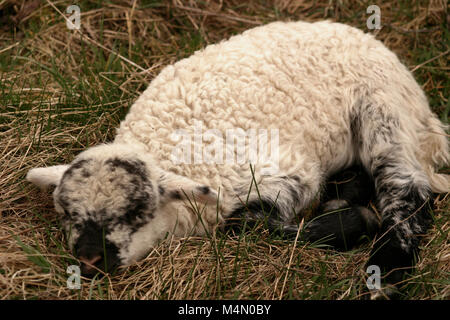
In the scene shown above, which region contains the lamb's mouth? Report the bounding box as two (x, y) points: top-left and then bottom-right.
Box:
(72, 220), (121, 278)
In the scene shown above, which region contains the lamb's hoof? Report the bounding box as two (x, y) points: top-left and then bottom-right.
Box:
(369, 285), (402, 300)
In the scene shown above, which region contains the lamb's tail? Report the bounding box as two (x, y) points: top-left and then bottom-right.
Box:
(420, 116), (450, 193)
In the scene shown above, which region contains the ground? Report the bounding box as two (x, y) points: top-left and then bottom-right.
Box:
(0, 0), (448, 299)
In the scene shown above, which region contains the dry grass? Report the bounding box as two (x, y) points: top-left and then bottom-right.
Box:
(0, 0), (449, 300)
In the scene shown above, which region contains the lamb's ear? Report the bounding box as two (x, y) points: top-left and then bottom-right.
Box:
(158, 171), (218, 205)
(26, 165), (70, 191)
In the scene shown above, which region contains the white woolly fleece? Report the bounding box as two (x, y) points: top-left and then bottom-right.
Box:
(114, 20), (449, 235)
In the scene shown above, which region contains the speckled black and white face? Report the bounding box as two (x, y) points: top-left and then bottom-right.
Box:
(53, 156), (158, 276)
(26, 144), (218, 277)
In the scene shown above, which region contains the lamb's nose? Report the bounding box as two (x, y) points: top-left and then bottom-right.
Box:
(79, 255), (103, 277)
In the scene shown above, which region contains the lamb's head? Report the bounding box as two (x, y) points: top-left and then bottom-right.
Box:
(26, 143), (217, 277)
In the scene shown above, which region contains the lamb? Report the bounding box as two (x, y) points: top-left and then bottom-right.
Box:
(26, 20), (449, 298)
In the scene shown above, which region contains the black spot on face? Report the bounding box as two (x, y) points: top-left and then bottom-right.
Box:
(81, 169), (91, 178)
(158, 185), (165, 196)
(197, 186), (210, 195)
(62, 159), (90, 181)
(104, 157), (156, 230)
(170, 190), (182, 200)
(105, 158), (148, 178)
(118, 191), (153, 232)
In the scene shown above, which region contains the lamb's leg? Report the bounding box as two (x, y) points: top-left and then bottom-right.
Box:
(298, 204), (379, 250)
(225, 169), (321, 236)
(353, 102), (433, 298)
(365, 157), (432, 298)
(298, 166), (379, 250)
(225, 164), (380, 246)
